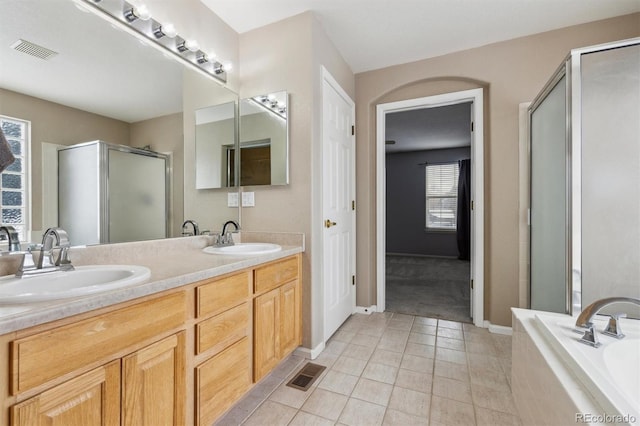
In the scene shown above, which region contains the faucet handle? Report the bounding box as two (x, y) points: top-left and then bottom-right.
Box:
(603, 313), (626, 339)
(15, 247), (37, 277)
(578, 324), (601, 348)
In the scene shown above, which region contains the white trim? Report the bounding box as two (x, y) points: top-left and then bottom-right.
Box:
(376, 88), (485, 327)
(483, 321), (513, 336)
(294, 342), (325, 360)
(354, 305), (377, 315)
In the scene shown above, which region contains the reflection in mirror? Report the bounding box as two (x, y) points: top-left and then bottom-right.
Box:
(195, 102), (237, 189)
(0, 0), (239, 245)
(239, 91), (289, 186)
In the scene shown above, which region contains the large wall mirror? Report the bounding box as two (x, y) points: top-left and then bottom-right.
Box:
(239, 92), (289, 186)
(0, 0), (239, 245)
(195, 102), (237, 189)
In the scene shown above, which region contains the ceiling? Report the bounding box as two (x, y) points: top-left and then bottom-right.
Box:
(201, 0), (640, 73)
(1, 1), (637, 124)
(385, 103), (471, 153)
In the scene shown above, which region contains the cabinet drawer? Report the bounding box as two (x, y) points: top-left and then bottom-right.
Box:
(196, 337), (251, 426)
(254, 256), (299, 294)
(196, 302), (249, 355)
(196, 271), (250, 318)
(11, 291), (186, 394)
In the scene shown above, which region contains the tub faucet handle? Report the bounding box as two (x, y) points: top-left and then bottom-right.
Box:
(603, 313), (626, 339)
(578, 325), (601, 348)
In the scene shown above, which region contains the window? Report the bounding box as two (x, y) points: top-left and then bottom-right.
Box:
(0, 116), (30, 242)
(425, 162), (459, 230)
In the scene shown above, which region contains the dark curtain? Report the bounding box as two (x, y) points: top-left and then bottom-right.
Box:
(456, 159), (471, 260)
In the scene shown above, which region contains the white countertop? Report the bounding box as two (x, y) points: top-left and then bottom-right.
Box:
(0, 234), (303, 335)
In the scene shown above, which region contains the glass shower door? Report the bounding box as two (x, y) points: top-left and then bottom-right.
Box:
(108, 149), (168, 243)
(530, 73), (568, 314)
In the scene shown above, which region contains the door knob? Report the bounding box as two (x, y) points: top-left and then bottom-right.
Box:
(324, 219), (337, 228)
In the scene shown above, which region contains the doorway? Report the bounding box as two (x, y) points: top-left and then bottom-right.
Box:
(375, 89), (484, 327)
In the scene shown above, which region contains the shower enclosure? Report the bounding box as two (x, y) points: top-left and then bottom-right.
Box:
(58, 141), (170, 246)
(529, 38), (640, 315)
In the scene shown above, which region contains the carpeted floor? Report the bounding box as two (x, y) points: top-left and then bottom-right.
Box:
(385, 255), (472, 323)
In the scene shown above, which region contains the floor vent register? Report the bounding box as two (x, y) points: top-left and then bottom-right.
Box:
(286, 362), (326, 391)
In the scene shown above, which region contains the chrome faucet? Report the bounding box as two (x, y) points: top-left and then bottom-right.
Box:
(216, 220), (239, 246)
(0, 226), (20, 252)
(575, 297), (640, 347)
(182, 220), (199, 236)
(16, 227), (74, 277)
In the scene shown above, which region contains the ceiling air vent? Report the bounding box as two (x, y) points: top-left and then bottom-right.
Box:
(10, 39), (58, 60)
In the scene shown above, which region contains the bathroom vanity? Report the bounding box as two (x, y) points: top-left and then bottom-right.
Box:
(0, 235), (303, 426)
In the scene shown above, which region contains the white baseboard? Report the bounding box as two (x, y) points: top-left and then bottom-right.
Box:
(354, 305), (377, 315)
(294, 341), (325, 360)
(484, 320), (513, 335)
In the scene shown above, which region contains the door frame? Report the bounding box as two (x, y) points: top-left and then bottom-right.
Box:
(375, 88), (485, 327)
(321, 67), (356, 341)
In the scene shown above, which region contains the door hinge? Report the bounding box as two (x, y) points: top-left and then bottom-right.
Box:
(352, 275), (355, 286)
(352, 200), (355, 211)
(471, 279), (474, 289)
(351, 125), (355, 136)
(471, 200), (474, 210)
(471, 121), (474, 132)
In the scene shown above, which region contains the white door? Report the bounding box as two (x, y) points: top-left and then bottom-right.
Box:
(322, 71), (356, 340)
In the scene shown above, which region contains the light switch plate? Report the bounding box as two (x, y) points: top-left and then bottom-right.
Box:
(227, 192), (239, 207)
(242, 191), (255, 207)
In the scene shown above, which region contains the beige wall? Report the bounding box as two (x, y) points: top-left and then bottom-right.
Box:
(240, 12), (355, 349)
(355, 13), (640, 326)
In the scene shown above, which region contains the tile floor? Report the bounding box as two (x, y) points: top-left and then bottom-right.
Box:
(215, 312), (520, 426)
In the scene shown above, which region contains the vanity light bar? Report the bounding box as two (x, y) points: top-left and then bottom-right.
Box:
(77, 0), (228, 83)
(251, 96), (287, 119)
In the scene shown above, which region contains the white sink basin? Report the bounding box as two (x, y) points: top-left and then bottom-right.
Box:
(0, 265), (151, 304)
(203, 243), (282, 256)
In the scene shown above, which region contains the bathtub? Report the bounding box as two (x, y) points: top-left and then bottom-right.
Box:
(512, 308), (639, 426)
(536, 314), (639, 424)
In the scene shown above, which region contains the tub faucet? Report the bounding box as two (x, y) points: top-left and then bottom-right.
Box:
(575, 297), (640, 347)
(182, 220), (199, 236)
(0, 226), (20, 252)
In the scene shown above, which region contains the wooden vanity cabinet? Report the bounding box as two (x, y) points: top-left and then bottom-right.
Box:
(253, 256), (302, 382)
(194, 271), (252, 426)
(2, 253), (302, 426)
(11, 332), (185, 426)
(8, 292), (187, 426)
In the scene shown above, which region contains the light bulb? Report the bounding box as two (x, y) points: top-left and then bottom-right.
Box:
(153, 23), (177, 39)
(124, 4), (151, 22)
(177, 39), (199, 53)
(185, 39), (199, 52)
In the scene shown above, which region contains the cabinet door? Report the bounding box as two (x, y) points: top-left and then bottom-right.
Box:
(196, 337), (251, 426)
(253, 287), (280, 381)
(122, 332), (186, 426)
(11, 360), (120, 426)
(280, 280), (301, 356)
